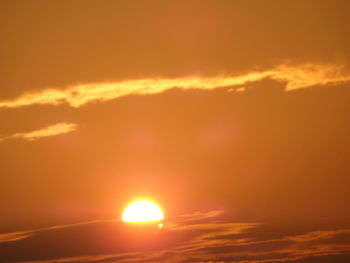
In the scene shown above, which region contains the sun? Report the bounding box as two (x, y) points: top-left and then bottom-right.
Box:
(122, 200), (164, 223)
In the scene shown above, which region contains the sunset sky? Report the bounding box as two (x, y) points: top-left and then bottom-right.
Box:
(1, 1), (350, 262)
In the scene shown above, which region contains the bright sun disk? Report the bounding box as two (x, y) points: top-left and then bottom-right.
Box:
(122, 200), (164, 223)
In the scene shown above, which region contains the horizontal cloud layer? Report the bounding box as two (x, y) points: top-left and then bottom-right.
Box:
(0, 64), (349, 109)
(1, 211), (350, 263)
(0, 122), (78, 142)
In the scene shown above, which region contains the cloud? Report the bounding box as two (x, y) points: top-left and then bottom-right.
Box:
(0, 64), (349, 109)
(0, 219), (116, 244)
(1, 211), (350, 263)
(172, 210), (224, 225)
(0, 122), (78, 142)
(0, 231), (33, 243)
(288, 229), (350, 243)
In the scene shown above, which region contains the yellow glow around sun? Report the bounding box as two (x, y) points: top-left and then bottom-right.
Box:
(122, 200), (164, 223)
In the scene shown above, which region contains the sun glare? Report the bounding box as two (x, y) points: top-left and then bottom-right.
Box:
(122, 200), (164, 223)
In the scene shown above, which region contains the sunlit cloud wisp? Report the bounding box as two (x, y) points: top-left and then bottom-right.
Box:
(0, 64), (349, 109)
(0, 122), (78, 142)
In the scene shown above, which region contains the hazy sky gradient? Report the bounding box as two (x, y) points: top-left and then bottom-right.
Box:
(1, 1), (350, 262)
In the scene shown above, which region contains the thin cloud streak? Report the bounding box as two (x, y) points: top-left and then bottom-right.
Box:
(0, 64), (349, 109)
(0, 219), (117, 244)
(0, 122), (78, 142)
(0, 232), (33, 243)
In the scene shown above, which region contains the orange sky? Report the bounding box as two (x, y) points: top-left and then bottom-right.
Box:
(1, 0), (350, 241)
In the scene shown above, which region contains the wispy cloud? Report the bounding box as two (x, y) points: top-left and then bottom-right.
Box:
(0, 219), (116, 244)
(0, 122), (78, 142)
(0, 231), (33, 243)
(0, 64), (349, 109)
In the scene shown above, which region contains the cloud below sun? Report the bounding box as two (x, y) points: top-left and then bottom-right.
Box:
(0, 63), (349, 109)
(0, 211), (350, 263)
